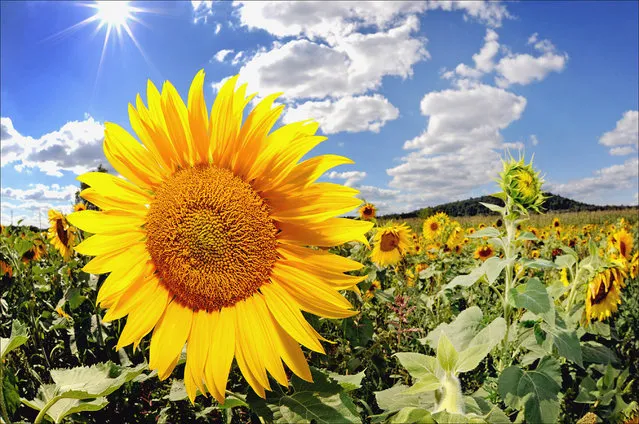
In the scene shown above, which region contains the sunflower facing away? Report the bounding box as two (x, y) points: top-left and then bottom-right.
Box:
(358, 202), (376, 221)
(67, 71), (373, 403)
(371, 223), (413, 266)
(585, 264), (627, 322)
(74, 202), (87, 212)
(48, 210), (76, 261)
(610, 228), (633, 261)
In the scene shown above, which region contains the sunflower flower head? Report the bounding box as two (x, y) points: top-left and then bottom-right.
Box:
(371, 223), (413, 267)
(609, 228), (634, 261)
(498, 155), (546, 213)
(74, 203), (87, 212)
(474, 244), (495, 261)
(47, 210), (76, 261)
(67, 71), (373, 403)
(585, 262), (627, 322)
(358, 202), (376, 221)
(0, 259), (13, 278)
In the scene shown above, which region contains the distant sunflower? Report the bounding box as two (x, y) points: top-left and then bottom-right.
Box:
(474, 244), (494, 261)
(560, 268), (569, 286)
(371, 223), (413, 266)
(552, 217), (560, 228)
(630, 252), (638, 279)
(48, 210), (76, 261)
(610, 229), (633, 261)
(67, 71), (372, 403)
(531, 250), (540, 259)
(21, 239), (45, 264)
(359, 203), (376, 221)
(585, 264), (626, 322)
(423, 216), (441, 241)
(0, 259), (13, 278)
(74, 203), (87, 212)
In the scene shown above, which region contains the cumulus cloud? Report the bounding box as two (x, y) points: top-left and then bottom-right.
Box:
(232, 16), (428, 101)
(424, 0), (512, 28)
(0, 183), (80, 227)
(599, 110), (638, 155)
(191, 0), (213, 24)
(495, 51), (567, 88)
(326, 170), (367, 187)
(1, 184), (78, 203)
(1, 116), (107, 177)
(213, 49), (234, 62)
(547, 157), (639, 205)
(283, 95), (399, 134)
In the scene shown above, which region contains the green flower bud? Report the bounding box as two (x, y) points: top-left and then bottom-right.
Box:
(499, 156), (546, 213)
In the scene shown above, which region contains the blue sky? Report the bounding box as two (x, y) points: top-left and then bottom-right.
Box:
(1, 1), (638, 227)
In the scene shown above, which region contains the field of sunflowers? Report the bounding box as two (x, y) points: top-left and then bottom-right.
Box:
(1, 72), (639, 424)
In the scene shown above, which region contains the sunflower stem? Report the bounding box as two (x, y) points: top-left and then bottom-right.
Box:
(33, 395), (64, 424)
(0, 360), (12, 424)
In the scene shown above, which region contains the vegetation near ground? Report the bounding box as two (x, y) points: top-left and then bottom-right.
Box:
(1, 161), (638, 424)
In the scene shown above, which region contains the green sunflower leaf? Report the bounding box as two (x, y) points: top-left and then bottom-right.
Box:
(1, 319), (29, 360)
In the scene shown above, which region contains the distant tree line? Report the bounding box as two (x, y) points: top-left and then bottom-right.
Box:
(380, 192), (639, 220)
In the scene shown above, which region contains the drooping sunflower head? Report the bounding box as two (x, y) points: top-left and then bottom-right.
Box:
(47, 210), (76, 262)
(358, 202), (376, 221)
(609, 228), (634, 261)
(371, 223), (413, 267)
(499, 155), (546, 213)
(474, 244), (494, 261)
(67, 71), (373, 403)
(585, 264), (627, 322)
(74, 202), (87, 212)
(21, 239), (45, 264)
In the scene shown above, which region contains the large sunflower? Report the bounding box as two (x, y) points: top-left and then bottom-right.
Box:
(48, 210), (76, 261)
(585, 264), (626, 322)
(371, 223), (413, 266)
(610, 228), (633, 261)
(67, 71), (372, 403)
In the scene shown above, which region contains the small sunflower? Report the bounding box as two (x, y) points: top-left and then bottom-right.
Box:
(67, 71), (372, 403)
(629, 252), (638, 279)
(560, 268), (569, 286)
(585, 264), (626, 322)
(531, 250), (540, 259)
(21, 239), (45, 264)
(358, 203), (376, 221)
(371, 223), (413, 266)
(552, 217), (560, 228)
(74, 202), (87, 212)
(48, 210), (76, 261)
(0, 259), (13, 278)
(610, 228), (633, 261)
(56, 306), (71, 320)
(423, 216), (441, 241)
(474, 244), (494, 261)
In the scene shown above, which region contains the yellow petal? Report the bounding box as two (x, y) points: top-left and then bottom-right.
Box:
(103, 122), (164, 189)
(74, 232), (145, 256)
(102, 271), (159, 322)
(149, 300), (193, 379)
(278, 244), (364, 272)
(187, 70), (211, 164)
(77, 172), (152, 204)
(97, 259), (151, 306)
(234, 299), (271, 392)
(203, 309), (231, 404)
(83, 243), (149, 275)
(80, 188), (148, 213)
(185, 309), (212, 399)
(263, 310), (312, 382)
(116, 283), (170, 350)
(260, 283), (325, 353)
(67, 210), (145, 235)
(278, 218), (373, 247)
(161, 80), (195, 167)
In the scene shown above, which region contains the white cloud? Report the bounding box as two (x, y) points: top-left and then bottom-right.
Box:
(424, 1), (512, 27)
(191, 0), (213, 24)
(527, 32), (556, 53)
(231, 51), (244, 65)
(215, 23), (222, 34)
(530, 134), (539, 146)
(232, 16), (428, 101)
(495, 51), (567, 88)
(1, 116), (107, 177)
(213, 49), (234, 62)
(283, 94), (399, 134)
(326, 170), (367, 187)
(472, 29), (500, 72)
(599, 110), (638, 155)
(547, 158), (639, 205)
(1, 184), (78, 203)
(379, 84), (526, 209)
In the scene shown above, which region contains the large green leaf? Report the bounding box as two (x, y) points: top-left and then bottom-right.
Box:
(22, 362), (146, 423)
(467, 227), (501, 238)
(21, 385), (108, 424)
(541, 323), (583, 368)
(423, 307), (483, 352)
(403, 374), (442, 395)
(1, 320), (29, 360)
(498, 356), (562, 424)
(581, 341), (619, 365)
(327, 370), (365, 393)
(389, 407), (434, 423)
(394, 353), (438, 380)
(509, 278), (551, 315)
(374, 384), (437, 415)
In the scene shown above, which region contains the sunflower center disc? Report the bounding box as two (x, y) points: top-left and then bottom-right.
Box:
(145, 165), (278, 311)
(56, 219), (69, 246)
(380, 232), (400, 252)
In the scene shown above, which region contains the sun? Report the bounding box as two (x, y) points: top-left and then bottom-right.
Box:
(95, 1), (132, 29)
